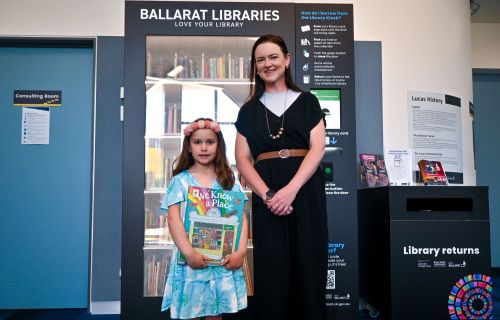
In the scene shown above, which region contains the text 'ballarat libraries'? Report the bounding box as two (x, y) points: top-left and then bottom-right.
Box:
(141, 8), (280, 22)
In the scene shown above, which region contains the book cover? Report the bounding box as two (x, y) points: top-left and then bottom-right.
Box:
(417, 159), (448, 185)
(179, 186), (245, 266)
(359, 153), (390, 188)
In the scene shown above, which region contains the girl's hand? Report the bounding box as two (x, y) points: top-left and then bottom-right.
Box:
(185, 251), (211, 269)
(222, 251), (244, 270)
(267, 185), (298, 216)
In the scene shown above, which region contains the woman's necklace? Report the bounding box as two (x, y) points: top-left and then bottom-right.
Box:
(263, 90), (288, 140)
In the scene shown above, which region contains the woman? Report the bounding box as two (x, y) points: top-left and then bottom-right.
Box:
(234, 34), (328, 320)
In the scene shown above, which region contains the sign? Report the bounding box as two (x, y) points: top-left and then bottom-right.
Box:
(408, 90), (463, 184)
(21, 107), (50, 144)
(295, 4), (357, 318)
(384, 148), (413, 186)
(14, 90), (62, 107)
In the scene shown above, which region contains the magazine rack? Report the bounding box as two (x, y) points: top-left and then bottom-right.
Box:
(358, 186), (491, 319)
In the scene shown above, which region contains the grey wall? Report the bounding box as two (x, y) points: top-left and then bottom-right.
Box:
(91, 36), (124, 302)
(472, 71), (500, 268)
(354, 41), (383, 188)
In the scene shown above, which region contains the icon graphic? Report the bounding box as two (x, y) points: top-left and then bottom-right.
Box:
(302, 63), (309, 72)
(303, 75), (310, 84)
(448, 274), (493, 319)
(301, 25), (311, 32)
(301, 38), (311, 46)
(303, 49), (309, 58)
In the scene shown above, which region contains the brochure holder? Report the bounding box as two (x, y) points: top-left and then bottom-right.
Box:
(358, 186), (491, 320)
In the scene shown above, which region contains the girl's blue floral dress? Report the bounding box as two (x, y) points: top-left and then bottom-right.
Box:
(161, 170), (248, 319)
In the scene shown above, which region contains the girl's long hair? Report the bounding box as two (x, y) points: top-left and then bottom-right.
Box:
(247, 34), (302, 102)
(172, 118), (235, 190)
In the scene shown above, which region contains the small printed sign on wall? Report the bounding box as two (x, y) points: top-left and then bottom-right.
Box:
(13, 90), (62, 107)
(21, 107), (50, 145)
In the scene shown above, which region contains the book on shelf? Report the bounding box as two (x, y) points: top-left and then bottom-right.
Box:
(145, 208), (173, 245)
(359, 153), (390, 188)
(417, 159), (448, 186)
(145, 146), (166, 190)
(242, 255), (254, 296)
(144, 252), (171, 297)
(167, 104), (180, 133)
(168, 51), (249, 80)
(243, 194), (252, 242)
(179, 186), (245, 266)
(239, 57), (244, 79)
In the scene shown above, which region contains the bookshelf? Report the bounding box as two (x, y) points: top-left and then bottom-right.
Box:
(143, 36), (256, 298)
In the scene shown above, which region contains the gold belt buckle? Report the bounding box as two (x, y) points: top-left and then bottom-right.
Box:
(278, 149), (291, 159)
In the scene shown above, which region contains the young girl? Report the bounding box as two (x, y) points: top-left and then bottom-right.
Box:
(161, 118), (248, 320)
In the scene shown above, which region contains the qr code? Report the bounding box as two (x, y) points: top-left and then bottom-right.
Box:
(326, 270), (335, 289)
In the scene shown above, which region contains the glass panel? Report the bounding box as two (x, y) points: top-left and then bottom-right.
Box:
(143, 36), (256, 297)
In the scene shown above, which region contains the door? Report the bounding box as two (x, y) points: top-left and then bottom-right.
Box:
(0, 45), (94, 308)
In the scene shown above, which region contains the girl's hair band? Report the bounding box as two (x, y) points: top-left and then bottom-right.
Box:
(183, 119), (221, 136)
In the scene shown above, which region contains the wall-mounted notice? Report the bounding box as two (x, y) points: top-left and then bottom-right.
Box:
(408, 90), (463, 184)
(296, 10), (352, 88)
(21, 107), (50, 145)
(14, 90), (62, 107)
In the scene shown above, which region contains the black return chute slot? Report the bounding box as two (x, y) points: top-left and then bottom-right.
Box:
(406, 198), (473, 212)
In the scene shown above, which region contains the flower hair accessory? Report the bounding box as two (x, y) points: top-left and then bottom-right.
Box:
(183, 119), (221, 136)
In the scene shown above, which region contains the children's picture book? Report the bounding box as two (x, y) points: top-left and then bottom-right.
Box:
(417, 160), (448, 185)
(179, 186), (245, 266)
(359, 153), (390, 188)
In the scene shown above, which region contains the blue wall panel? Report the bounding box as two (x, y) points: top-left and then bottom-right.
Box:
(0, 46), (93, 308)
(473, 72), (500, 267)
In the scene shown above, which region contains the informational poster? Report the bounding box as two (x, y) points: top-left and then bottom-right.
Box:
(384, 148), (413, 186)
(295, 4), (357, 318)
(408, 90), (463, 184)
(21, 107), (50, 145)
(13, 90), (61, 145)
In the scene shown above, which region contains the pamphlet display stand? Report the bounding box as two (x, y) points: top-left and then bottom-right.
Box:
(358, 186), (492, 320)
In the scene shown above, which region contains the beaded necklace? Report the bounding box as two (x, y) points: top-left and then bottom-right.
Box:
(263, 90), (288, 140)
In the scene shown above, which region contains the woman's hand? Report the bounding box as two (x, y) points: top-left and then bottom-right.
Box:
(266, 184), (298, 216)
(222, 251), (245, 270)
(185, 251), (211, 269)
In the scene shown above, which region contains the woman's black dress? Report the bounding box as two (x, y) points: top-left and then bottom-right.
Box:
(235, 92), (328, 320)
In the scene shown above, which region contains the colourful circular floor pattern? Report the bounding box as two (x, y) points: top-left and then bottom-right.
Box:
(448, 274), (493, 319)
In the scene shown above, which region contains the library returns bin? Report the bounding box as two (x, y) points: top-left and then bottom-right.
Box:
(358, 186), (492, 320)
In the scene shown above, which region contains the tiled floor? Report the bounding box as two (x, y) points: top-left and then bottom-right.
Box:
(1, 268), (498, 319)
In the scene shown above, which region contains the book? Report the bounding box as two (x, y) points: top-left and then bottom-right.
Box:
(144, 251), (171, 297)
(417, 160), (448, 185)
(179, 186), (245, 266)
(242, 254), (254, 296)
(359, 153), (390, 188)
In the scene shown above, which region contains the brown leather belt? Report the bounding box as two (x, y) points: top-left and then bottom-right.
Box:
(255, 149), (308, 162)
